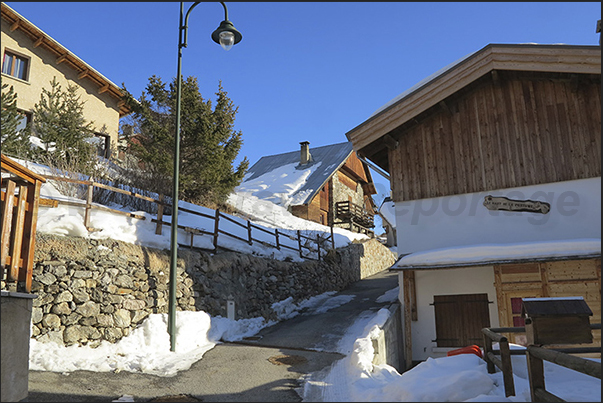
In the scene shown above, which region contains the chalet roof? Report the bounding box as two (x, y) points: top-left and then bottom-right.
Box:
(390, 239), (602, 271)
(521, 297), (593, 318)
(1, 2), (131, 117)
(346, 43), (602, 162)
(243, 141), (356, 206)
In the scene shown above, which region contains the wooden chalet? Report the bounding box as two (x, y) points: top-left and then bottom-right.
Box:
(239, 141), (377, 235)
(345, 43), (601, 369)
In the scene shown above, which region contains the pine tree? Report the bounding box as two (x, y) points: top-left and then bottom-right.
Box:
(123, 75), (249, 206)
(1, 77), (31, 158)
(27, 77), (97, 175)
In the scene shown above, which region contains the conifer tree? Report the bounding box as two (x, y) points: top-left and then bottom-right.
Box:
(123, 75), (249, 206)
(27, 77), (97, 175)
(1, 77), (31, 158)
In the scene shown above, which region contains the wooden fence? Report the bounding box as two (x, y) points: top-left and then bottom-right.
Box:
(1, 154), (46, 293)
(482, 324), (601, 400)
(40, 175), (335, 260)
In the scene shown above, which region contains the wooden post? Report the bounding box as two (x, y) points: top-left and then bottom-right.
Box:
(500, 338), (516, 397)
(156, 194), (164, 235)
(482, 331), (495, 374)
(330, 224), (335, 249)
(247, 220), (252, 245)
(84, 182), (94, 230)
(275, 229), (280, 249)
(213, 209), (220, 253)
(526, 348), (545, 403)
(297, 230), (303, 258)
(9, 185), (27, 281)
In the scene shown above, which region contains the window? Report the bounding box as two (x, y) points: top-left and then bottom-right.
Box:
(16, 110), (32, 133)
(433, 293), (491, 347)
(2, 50), (30, 81)
(86, 133), (111, 159)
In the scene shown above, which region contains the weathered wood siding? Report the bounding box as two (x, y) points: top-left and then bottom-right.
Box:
(389, 71), (601, 202)
(493, 258), (601, 351)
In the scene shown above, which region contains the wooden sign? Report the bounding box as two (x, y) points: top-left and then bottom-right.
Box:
(483, 196), (550, 214)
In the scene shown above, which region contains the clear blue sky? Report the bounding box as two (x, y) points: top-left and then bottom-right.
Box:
(6, 2), (602, 203)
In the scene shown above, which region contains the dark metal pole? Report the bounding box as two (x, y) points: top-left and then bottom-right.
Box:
(168, 1), (187, 353)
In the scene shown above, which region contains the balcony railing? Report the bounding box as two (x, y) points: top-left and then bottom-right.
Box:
(335, 201), (374, 233)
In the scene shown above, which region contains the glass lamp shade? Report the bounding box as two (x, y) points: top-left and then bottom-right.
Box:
(219, 31), (235, 51)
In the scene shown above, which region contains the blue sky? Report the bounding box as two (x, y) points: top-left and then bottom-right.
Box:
(6, 2), (601, 203)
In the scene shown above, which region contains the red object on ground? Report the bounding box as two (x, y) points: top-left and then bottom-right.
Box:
(447, 345), (483, 358)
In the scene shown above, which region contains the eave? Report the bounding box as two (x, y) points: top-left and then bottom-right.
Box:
(1, 3), (131, 117)
(346, 43), (602, 171)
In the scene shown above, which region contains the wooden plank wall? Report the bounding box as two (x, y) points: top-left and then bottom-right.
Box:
(493, 258), (601, 351)
(389, 71), (601, 202)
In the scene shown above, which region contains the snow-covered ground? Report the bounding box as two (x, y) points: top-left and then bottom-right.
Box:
(6, 157), (601, 402)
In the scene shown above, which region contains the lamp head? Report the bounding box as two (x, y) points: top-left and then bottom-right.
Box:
(212, 20), (242, 51)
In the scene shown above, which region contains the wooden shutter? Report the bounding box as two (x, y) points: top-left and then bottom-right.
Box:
(433, 293), (491, 347)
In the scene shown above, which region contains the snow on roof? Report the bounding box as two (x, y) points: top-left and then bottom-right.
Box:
(237, 141), (354, 207)
(391, 238), (601, 270)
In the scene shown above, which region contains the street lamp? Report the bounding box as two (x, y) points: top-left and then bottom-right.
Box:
(168, 1), (242, 352)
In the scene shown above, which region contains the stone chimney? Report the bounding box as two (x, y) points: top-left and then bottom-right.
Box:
(300, 141), (311, 165)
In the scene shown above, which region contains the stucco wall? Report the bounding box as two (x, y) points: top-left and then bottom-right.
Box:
(1, 23), (121, 149)
(400, 266), (499, 362)
(395, 177), (602, 255)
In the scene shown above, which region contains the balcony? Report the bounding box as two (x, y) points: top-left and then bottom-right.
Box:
(334, 201), (375, 235)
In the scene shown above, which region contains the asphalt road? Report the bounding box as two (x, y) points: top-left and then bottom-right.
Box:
(24, 269), (399, 402)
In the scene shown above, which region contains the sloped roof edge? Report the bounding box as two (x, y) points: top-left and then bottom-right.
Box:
(346, 43), (601, 154)
(1, 2), (131, 116)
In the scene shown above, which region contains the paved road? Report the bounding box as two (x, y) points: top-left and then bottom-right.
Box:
(24, 270), (399, 402)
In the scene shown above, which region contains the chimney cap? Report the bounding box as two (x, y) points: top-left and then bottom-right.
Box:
(300, 141), (310, 145)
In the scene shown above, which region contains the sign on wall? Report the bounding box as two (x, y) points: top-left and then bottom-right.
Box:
(483, 196), (550, 214)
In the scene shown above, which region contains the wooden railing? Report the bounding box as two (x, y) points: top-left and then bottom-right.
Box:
(482, 324), (601, 399)
(334, 200), (374, 234)
(39, 175), (336, 261)
(1, 154), (46, 293)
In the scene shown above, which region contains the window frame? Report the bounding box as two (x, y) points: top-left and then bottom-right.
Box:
(2, 48), (31, 82)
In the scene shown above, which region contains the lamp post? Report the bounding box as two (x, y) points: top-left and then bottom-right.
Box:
(168, 1), (242, 352)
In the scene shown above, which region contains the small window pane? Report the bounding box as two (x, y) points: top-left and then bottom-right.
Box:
(2, 53), (13, 75)
(2, 51), (29, 81)
(511, 297), (523, 314)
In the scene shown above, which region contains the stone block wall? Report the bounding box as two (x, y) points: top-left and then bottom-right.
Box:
(18, 233), (397, 348)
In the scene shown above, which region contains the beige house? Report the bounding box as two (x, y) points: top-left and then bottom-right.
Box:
(1, 2), (130, 158)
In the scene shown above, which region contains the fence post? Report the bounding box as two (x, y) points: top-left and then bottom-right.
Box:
(247, 220), (252, 245)
(297, 230), (303, 258)
(156, 194), (164, 235)
(500, 338), (515, 397)
(526, 347), (545, 403)
(482, 331), (495, 374)
(330, 224), (335, 249)
(213, 209), (220, 253)
(316, 234), (321, 261)
(275, 229), (280, 249)
(84, 181), (94, 230)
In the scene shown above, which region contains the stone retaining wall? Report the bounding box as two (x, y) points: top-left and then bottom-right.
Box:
(22, 234), (396, 347)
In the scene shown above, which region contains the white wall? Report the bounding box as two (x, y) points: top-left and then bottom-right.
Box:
(395, 177), (601, 254)
(400, 266), (499, 362)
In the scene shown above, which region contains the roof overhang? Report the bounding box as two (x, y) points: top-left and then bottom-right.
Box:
(346, 43), (602, 171)
(390, 253), (602, 271)
(1, 3), (131, 117)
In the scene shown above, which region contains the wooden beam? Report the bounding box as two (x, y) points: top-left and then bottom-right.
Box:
(33, 36), (44, 48)
(439, 100), (453, 115)
(10, 20), (20, 31)
(78, 69), (90, 79)
(491, 70), (500, 85)
(56, 54), (68, 65)
(383, 134), (399, 150)
(98, 84), (110, 94)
